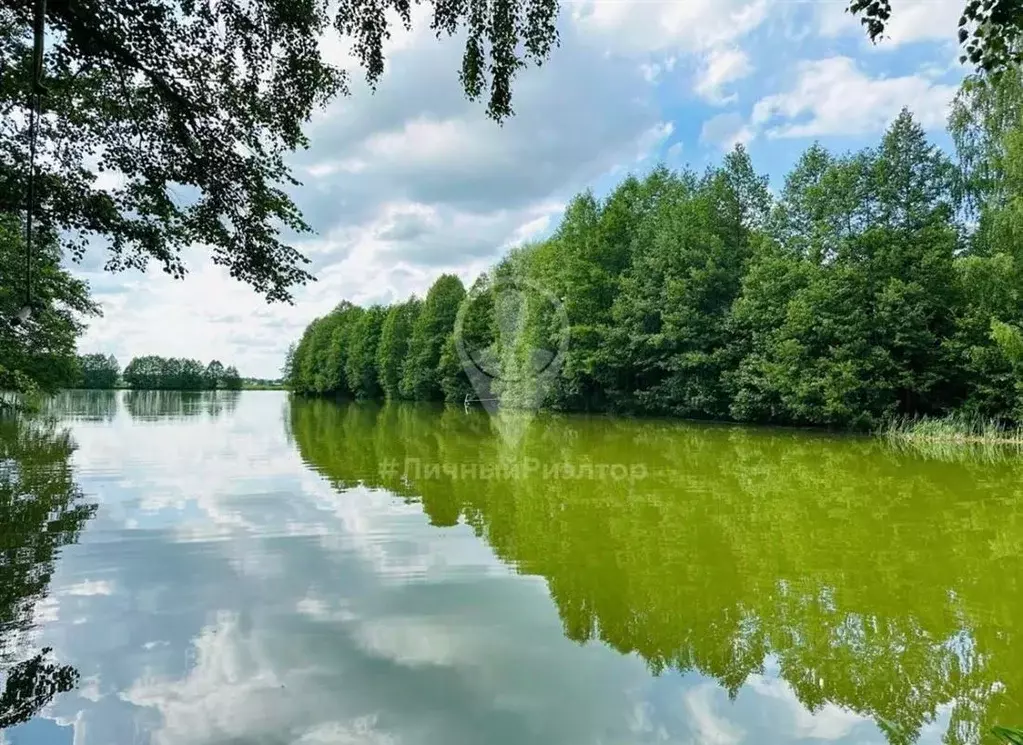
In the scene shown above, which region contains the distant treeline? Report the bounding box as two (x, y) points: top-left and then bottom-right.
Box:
(76, 354), (244, 391)
(285, 75), (1023, 430)
(241, 377), (285, 390)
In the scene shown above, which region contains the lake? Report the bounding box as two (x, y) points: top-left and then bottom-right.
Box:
(1, 389), (1022, 745)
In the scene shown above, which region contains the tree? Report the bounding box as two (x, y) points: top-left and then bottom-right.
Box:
(77, 353), (119, 389)
(345, 305), (386, 399)
(439, 273), (497, 403)
(204, 360), (226, 390)
(121, 354), (243, 390)
(221, 365), (242, 391)
(600, 152), (764, 419)
(0, 0), (560, 302)
(847, 0), (1023, 74)
(377, 298), (421, 399)
(946, 71), (1023, 418)
(325, 303), (364, 395)
(949, 69), (1023, 256)
(0, 216), (98, 395)
(281, 343), (297, 387)
(401, 275), (466, 400)
(726, 112), (958, 428)
(283, 81), (1023, 430)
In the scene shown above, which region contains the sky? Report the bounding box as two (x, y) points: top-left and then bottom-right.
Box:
(73, 0), (968, 379)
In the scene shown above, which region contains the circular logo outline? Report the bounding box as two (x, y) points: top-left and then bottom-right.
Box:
(453, 276), (570, 386)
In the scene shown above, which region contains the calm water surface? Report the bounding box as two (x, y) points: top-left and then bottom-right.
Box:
(1, 390), (1022, 745)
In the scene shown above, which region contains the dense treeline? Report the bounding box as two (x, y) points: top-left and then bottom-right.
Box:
(76, 354), (120, 389)
(66, 354), (245, 391)
(285, 73), (1023, 430)
(122, 356), (242, 391)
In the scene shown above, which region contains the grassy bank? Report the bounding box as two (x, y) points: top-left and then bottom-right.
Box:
(883, 413), (1023, 446)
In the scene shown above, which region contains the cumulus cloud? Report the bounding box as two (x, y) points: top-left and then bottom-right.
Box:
(76, 12), (675, 378)
(573, 0), (770, 55)
(683, 684), (745, 745)
(747, 673), (868, 740)
(70, 0), (963, 379)
(700, 113), (754, 151)
(65, 579), (115, 597)
(295, 717), (398, 745)
(750, 56), (957, 138)
(120, 612), (296, 745)
(695, 46), (754, 104)
(817, 0), (963, 48)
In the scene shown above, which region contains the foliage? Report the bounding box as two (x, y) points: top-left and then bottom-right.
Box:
(76, 353), (119, 389)
(0, 0), (560, 302)
(122, 354), (243, 390)
(377, 299), (422, 399)
(345, 306), (386, 399)
(847, 0), (1023, 73)
(947, 70), (1023, 420)
(439, 273), (497, 403)
(993, 727), (1023, 745)
(0, 648), (79, 730)
(400, 275), (466, 401)
(285, 79), (1023, 432)
(0, 215), (99, 394)
(221, 365), (243, 391)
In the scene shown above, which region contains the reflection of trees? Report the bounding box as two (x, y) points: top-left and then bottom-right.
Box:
(124, 389), (241, 420)
(289, 399), (1023, 745)
(0, 648), (78, 729)
(0, 416), (97, 729)
(41, 389), (119, 422)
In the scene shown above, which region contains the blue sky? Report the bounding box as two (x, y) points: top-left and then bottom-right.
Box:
(72, 0), (968, 378)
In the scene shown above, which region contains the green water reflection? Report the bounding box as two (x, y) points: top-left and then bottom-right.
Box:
(3, 391), (1023, 745)
(289, 399), (1023, 745)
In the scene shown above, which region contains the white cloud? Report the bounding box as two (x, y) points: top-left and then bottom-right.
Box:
(75, 13), (672, 379)
(747, 674), (869, 740)
(640, 56), (677, 84)
(683, 683), (745, 745)
(295, 717), (397, 745)
(695, 46), (754, 104)
(574, 0), (770, 55)
(351, 616), (484, 668)
(818, 0), (963, 48)
(69, 1), (966, 380)
(700, 113), (754, 151)
(750, 56), (957, 138)
(296, 596), (357, 624)
(78, 675), (104, 702)
(65, 579), (115, 596)
(121, 612), (298, 745)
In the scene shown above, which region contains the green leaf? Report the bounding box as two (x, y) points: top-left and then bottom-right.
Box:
(992, 726), (1023, 745)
